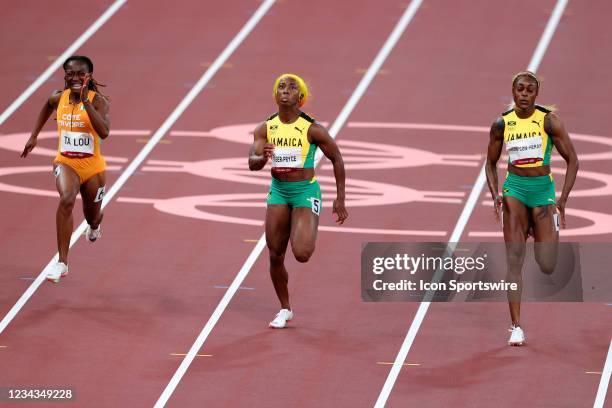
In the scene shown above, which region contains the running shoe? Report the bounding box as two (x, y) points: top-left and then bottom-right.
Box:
(269, 309), (293, 329)
(45, 262), (68, 283)
(85, 225), (101, 243)
(508, 325), (525, 346)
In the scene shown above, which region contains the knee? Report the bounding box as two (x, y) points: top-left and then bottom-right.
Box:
(293, 245), (314, 263)
(506, 253), (522, 269)
(505, 244), (524, 265)
(536, 257), (556, 275)
(535, 244), (557, 275)
(269, 250), (285, 266)
(58, 193), (77, 212)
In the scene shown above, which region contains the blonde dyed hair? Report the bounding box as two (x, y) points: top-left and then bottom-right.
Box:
(273, 73), (309, 107)
(512, 70), (540, 90)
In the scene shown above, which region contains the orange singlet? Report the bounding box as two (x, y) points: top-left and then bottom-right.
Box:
(53, 89), (106, 183)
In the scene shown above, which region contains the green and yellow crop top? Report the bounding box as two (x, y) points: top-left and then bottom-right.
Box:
(266, 112), (317, 171)
(502, 105), (553, 168)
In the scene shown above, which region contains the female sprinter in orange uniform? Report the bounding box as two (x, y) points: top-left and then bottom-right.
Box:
(21, 55), (110, 283)
(485, 71), (578, 345)
(249, 74), (348, 328)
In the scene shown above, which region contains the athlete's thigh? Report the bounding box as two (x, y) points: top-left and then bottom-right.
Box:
(289, 207), (319, 251)
(502, 196), (530, 243)
(80, 171), (106, 214)
(530, 204), (559, 274)
(531, 204), (559, 242)
(54, 163), (80, 198)
(266, 204), (291, 253)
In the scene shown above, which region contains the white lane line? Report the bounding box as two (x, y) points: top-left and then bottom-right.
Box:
(153, 1), (425, 407)
(0, 0), (127, 126)
(0, 0), (277, 337)
(594, 338), (612, 408)
(527, 0), (569, 72)
(373, 1), (570, 406)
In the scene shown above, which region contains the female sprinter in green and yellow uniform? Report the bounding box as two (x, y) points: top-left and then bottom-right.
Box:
(249, 74), (348, 328)
(485, 71), (579, 346)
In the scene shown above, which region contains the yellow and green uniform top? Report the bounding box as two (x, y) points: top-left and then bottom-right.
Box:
(502, 105), (553, 168)
(266, 112), (317, 170)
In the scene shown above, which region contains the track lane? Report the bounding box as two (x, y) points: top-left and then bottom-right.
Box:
(0, 1), (283, 406)
(0, 1), (121, 112)
(388, 1), (612, 406)
(163, 1), (556, 407)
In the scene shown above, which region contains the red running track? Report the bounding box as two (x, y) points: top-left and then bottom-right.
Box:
(0, 1), (610, 407)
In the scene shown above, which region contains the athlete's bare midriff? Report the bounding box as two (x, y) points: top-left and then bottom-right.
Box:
(271, 167), (314, 182)
(507, 163), (550, 177)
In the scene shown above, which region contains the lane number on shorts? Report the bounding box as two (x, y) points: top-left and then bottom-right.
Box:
(311, 198), (321, 216)
(53, 166), (61, 178)
(94, 186), (106, 203)
(553, 213), (560, 232)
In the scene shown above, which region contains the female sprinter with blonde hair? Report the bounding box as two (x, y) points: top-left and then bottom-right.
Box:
(21, 55), (110, 283)
(249, 74), (348, 328)
(485, 71), (578, 345)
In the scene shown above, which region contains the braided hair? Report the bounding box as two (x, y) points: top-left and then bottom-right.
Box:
(62, 55), (108, 99)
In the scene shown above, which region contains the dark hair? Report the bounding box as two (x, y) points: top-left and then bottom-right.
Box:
(62, 55), (108, 98)
(63, 55), (94, 73)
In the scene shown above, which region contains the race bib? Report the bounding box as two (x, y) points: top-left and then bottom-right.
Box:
(310, 197), (321, 216)
(272, 147), (302, 168)
(506, 136), (543, 165)
(60, 130), (94, 157)
(553, 213), (560, 232)
(94, 186), (106, 203)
